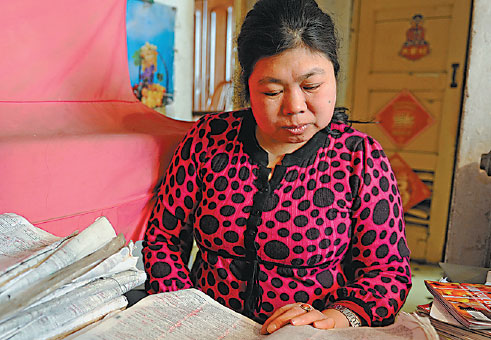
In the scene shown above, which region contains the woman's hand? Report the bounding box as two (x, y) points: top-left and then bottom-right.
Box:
(260, 303), (350, 334)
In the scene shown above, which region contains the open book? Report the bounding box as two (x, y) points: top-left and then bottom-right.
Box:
(68, 288), (438, 340)
(425, 280), (491, 330)
(0, 213), (146, 340)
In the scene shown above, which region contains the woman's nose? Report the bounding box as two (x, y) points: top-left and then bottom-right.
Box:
(282, 88), (306, 115)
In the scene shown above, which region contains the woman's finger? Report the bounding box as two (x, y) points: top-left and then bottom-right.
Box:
(290, 308), (327, 326)
(260, 303), (309, 334)
(260, 303), (296, 333)
(267, 303), (297, 320)
(312, 317), (336, 329)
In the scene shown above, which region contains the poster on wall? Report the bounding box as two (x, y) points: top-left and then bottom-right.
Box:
(399, 14), (430, 61)
(126, 0), (176, 114)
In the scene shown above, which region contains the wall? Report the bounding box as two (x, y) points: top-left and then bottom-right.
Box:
(446, 0), (491, 267)
(155, 0), (194, 121)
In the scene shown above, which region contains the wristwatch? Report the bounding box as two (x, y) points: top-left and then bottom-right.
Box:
(329, 304), (362, 327)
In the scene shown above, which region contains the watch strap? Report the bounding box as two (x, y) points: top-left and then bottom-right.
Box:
(329, 304), (362, 327)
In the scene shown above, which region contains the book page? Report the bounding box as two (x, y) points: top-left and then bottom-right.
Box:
(268, 313), (438, 340)
(70, 289), (438, 340)
(71, 288), (263, 340)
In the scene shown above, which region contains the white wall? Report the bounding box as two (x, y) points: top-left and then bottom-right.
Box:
(155, 0), (194, 121)
(446, 0), (491, 267)
(317, 0), (352, 107)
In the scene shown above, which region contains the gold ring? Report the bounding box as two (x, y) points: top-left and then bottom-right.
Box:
(299, 303), (313, 312)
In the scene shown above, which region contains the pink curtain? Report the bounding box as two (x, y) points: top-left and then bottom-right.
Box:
(0, 0), (192, 240)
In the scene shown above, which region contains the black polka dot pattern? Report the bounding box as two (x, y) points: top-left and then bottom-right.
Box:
(142, 110), (411, 327)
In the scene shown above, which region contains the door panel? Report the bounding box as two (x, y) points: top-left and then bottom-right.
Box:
(350, 0), (471, 262)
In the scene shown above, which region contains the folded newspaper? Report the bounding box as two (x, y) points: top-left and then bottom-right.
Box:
(0, 213), (146, 340)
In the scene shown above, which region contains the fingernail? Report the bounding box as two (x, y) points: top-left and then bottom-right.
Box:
(267, 324), (277, 333)
(291, 318), (297, 325)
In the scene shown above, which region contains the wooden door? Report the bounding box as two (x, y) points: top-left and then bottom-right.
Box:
(349, 0), (471, 263)
(194, 0), (235, 112)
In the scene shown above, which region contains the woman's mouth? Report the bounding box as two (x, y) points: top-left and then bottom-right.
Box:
(284, 124), (309, 135)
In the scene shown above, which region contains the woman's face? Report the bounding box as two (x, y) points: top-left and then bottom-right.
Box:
(248, 46), (336, 154)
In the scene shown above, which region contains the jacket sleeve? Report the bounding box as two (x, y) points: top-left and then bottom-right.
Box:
(142, 117), (207, 294)
(330, 135), (412, 327)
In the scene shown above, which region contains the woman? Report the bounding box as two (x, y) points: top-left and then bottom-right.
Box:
(143, 0), (411, 334)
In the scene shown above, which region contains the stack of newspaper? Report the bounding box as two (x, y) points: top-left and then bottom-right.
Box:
(0, 213), (146, 339)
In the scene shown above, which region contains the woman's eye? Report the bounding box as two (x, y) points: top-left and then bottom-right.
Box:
(303, 84), (321, 91)
(263, 91), (282, 97)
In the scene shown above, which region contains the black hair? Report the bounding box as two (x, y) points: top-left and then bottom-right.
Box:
(236, 0), (346, 124)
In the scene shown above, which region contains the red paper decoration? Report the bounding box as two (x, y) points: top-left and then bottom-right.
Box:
(389, 153), (431, 212)
(376, 90), (434, 147)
